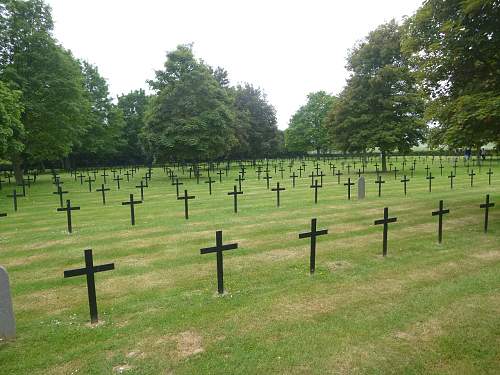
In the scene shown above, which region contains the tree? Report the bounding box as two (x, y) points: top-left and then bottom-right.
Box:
(285, 91), (336, 155)
(70, 61), (124, 166)
(0, 81), (24, 159)
(0, 0), (90, 180)
(142, 45), (236, 161)
(230, 83), (280, 158)
(117, 89), (149, 164)
(326, 20), (426, 171)
(402, 0), (500, 152)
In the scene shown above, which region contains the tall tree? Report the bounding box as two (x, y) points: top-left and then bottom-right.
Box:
(0, 81), (24, 160)
(326, 20), (426, 170)
(143, 45), (236, 161)
(402, 0), (500, 151)
(285, 91), (336, 155)
(0, 0), (90, 179)
(70, 61), (124, 166)
(117, 89), (149, 164)
(230, 83), (280, 158)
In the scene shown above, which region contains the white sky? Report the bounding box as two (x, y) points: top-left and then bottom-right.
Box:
(46, 0), (423, 129)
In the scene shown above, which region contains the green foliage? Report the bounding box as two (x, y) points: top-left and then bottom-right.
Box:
(143, 45), (236, 161)
(117, 89), (149, 163)
(285, 91), (336, 154)
(70, 61), (125, 164)
(0, 0), (90, 169)
(402, 0), (500, 148)
(0, 80), (24, 157)
(327, 21), (426, 165)
(229, 83), (281, 158)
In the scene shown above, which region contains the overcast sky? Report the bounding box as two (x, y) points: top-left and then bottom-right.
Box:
(46, 0), (423, 129)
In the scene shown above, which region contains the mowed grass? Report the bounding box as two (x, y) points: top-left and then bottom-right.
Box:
(0, 157), (499, 375)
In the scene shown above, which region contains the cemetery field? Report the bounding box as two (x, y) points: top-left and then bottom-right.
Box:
(0, 159), (499, 375)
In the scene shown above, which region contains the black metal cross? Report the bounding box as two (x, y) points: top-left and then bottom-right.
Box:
(7, 190), (19, 212)
(101, 170), (109, 184)
(264, 172), (272, 189)
(200, 230), (238, 295)
(432, 200), (450, 243)
(271, 182), (285, 207)
(235, 173), (245, 192)
(57, 199), (80, 233)
(310, 179), (321, 204)
(400, 175), (409, 196)
(64, 249), (114, 324)
(469, 169), (476, 187)
(375, 175), (385, 197)
(205, 176), (215, 195)
(487, 168), (493, 186)
(136, 180), (147, 201)
(122, 193), (142, 225)
(344, 178), (355, 200)
(178, 189), (195, 219)
(85, 176), (95, 192)
(228, 185), (243, 213)
(53, 185), (68, 208)
(480, 194), (495, 233)
(299, 218), (328, 274)
(113, 175), (123, 190)
(336, 170), (343, 184)
(374, 207), (397, 257)
(448, 171), (455, 189)
(217, 169), (224, 183)
(96, 184), (110, 205)
(290, 172), (298, 188)
(426, 172), (435, 192)
(171, 178), (183, 198)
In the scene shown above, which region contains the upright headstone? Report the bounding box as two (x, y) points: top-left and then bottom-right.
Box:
(357, 176), (365, 199)
(0, 266), (15, 339)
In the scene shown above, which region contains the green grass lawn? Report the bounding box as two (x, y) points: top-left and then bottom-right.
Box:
(0, 157), (499, 374)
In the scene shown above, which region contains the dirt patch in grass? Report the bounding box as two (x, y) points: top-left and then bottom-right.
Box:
(470, 250), (500, 261)
(174, 330), (204, 358)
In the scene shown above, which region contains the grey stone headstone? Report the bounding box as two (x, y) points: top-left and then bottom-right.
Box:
(0, 266), (16, 340)
(358, 176), (365, 199)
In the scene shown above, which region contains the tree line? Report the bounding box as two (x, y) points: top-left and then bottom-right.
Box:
(0, 0), (283, 182)
(285, 0), (500, 170)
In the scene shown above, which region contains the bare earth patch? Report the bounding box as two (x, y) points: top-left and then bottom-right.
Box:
(175, 330), (204, 359)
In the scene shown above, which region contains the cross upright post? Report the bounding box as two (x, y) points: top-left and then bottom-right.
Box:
(310, 179), (321, 204)
(200, 230), (238, 294)
(205, 176), (215, 195)
(57, 199), (80, 233)
(7, 190), (19, 211)
(487, 168), (493, 185)
(96, 184), (110, 205)
(432, 200), (450, 243)
(400, 175), (410, 196)
(469, 169), (476, 187)
(426, 172), (435, 192)
(228, 185), (243, 213)
(178, 189), (195, 219)
(480, 194), (495, 233)
(374, 207), (397, 257)
(344, 178), (355, 200)
(448, 171), (455, 189)
(375, 175), (385, 197)
(271, 182), (286, 207)
(299, 218), (328, 274)
(121, 193), (142, 225)
(63, 249), (114, 324)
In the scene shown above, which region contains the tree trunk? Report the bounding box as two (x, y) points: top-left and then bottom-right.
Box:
(381, 151), (387, 172)
(13, 156), (24, 184)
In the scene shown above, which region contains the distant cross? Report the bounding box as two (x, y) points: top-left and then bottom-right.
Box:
(448, 171), (455, 189)
(410, 166), (415, 178)
(78, 172), (85, 185)
(17, 179), (27, 196)
(63, 249), (114, 324)
(178, 189), (195, 219)
(357, 169), (362, 178)
(336, 170), (343, 184)
(432, 200), (450, 243)
(136, 180), (148, 201)
(113, 175), (123, 190)
(425, 165), (430, 176)
(375, 175), (385, 197)
(122, 193), (142, 225)
(228, 185), (243, 213)
(299, 218), (328, 274)
(7, 190), (19, 212)
(480, 194), (495, 233)
(469, 169), (476, 187)
(315, 163), (321, 175)
(487, 168), (493, 185)
(200, 230), (238, 294)
(96, 184), (110, 205)
(217, 169), (224, 183)
(344, 178), (355, 200)
(205, 176), (215, 195)
(310, 179), (322, 204)
(439, 164), (444, 176)
(309, 172), (316, 186)
(124, 170), (132, 182)
(57, 199), (80, 233)
(271, 182), (286, 207)
(346, 164), (351, 175)
(264, 172), (273, 189)
(101, 170), (109, 184)
(426, 172), (435, 192)
(298, 165), (304, 178)
(290, 172), (298, 188)
(374, 207), (397, 257)
(53, 185), (68, 208)
(85, 176), (95, 192)
(235, 173), (245, 192)
(400, 175), (410, 196)
(317, 171), (325, 186)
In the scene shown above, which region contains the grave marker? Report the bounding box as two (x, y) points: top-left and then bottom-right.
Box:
(310, 179), (321, 204)
(122, 194), (142, 225)
(228, 185), (243, 213)
(400, 175), (409, 196)
(344, 178), (355, 200)
(57, 199), (80, 233)
(480, 194), (495, 233)
(178, 189), (195, 219)
(432, 200), (450, 243)
(426, 172), (435, 192)
(200, 231), (238, 294)
(299, 218), (328, 274)
(271, 182), (285, 207)
(96, 184), (110, 205)
(63, 249), (114, 324)
(0, 266), (15, 339)
(52, 185), (68, 208)
(375, 175), (385, 197)
(374, 207), (397, 257)
(358, 176), (365, 199)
